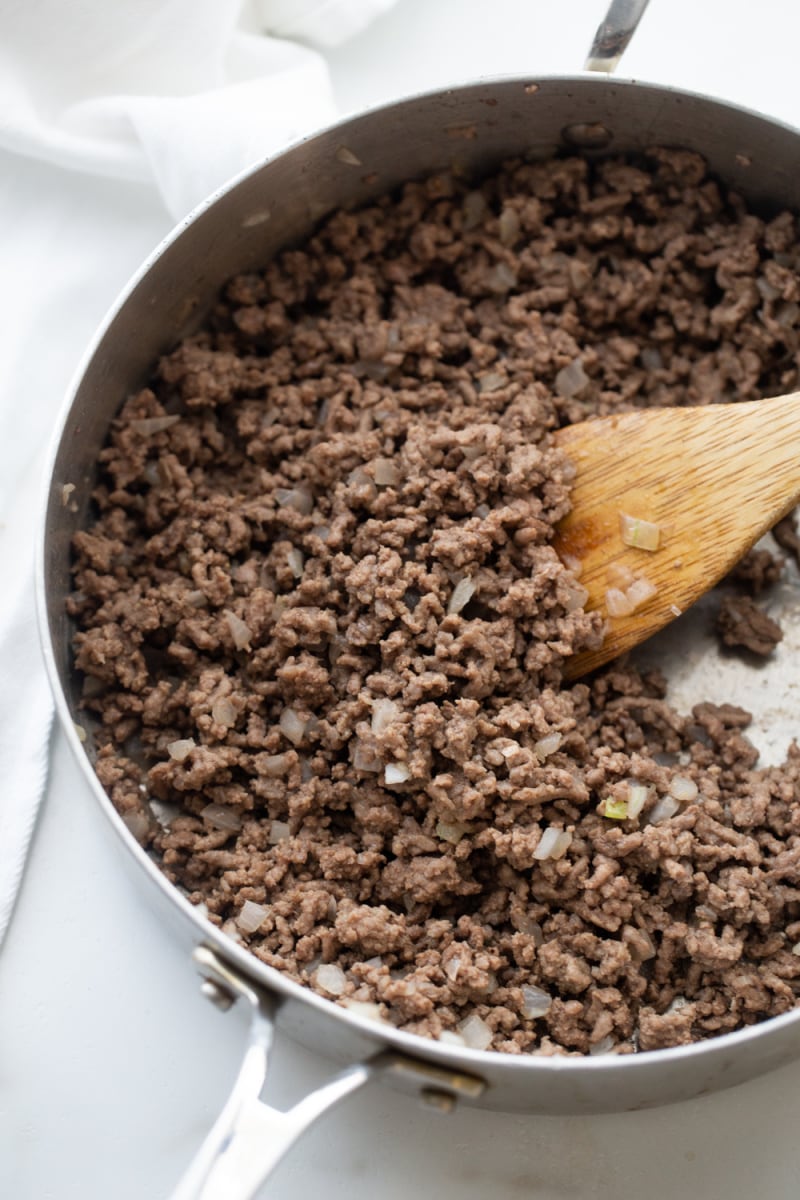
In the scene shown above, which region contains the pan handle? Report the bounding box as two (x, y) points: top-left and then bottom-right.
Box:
(584, 0), (651, 73)
(170, 947), (371, 1200)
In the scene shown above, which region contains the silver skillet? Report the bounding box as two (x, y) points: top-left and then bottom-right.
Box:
(35, 2), (800, 1196)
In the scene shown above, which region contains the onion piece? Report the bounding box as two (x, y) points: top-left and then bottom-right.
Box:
(287, 547), (304, 578)
(498, 206), (520, 246)
(457, 1012), (494, 1050)
(669, 775), (699, 803)
(448, 577), (476, 615)
(167, 737), (195, 762)
(370, 697), (400, 735)
(626, 783), (650, 819)
(342, 999), (384, 1021)
(438, 1030), (467, 1047)
(275, 486), (313, 515)
(130, 415), (181, 435)
(555, 358), (589, 398)
(444, 954), (462, 982)
(534, 826), (572, 861)
(619, 512), (661, 551)
(648, 795), (680, 824)
(605, 586), (634, 617)
(436, 820), (469, 845)
(384, 761), (410, 785)
(236, 900), (267, 933)
(224, 610), (252, 650)
(521, 985), (552, 1019)
(607, 562), (636, 590)
(374, 458), (400, 487)
(486, 262), (517, 293)
(279, 707), (307, 747)
(478, 372), (505, 394)
(315, 963), (348, 995)
(211, 697), (237, 728)
(261, 753), (291, 777)
(201, 803), (242, 832)
(268, 819), (290, 844)
(534, 733), (562, 760)
(121, 810), (150, 842)
(589, 1035), (616, 1056)
(625, 576), (658, 611)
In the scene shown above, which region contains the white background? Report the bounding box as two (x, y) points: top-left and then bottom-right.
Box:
(4, 1), (800, 1197)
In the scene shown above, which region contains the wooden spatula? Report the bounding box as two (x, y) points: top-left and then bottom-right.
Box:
(551, 391), (800, 678)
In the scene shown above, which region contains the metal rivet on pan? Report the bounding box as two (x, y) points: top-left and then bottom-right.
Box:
(562, 122), (613, 149)
(420, 1087), (457, 1113)
(200, 978), (237, 1011)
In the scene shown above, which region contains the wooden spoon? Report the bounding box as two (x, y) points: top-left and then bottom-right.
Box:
(551, 391), (800, 679)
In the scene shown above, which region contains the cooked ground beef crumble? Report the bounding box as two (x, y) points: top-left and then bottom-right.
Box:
(69, 148), (800, 1056)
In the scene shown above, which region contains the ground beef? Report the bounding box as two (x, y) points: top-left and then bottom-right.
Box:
(716, 594), (783, 656)
(70, 148), (800, 1057)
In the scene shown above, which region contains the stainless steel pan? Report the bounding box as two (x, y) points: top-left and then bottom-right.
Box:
(36, 3), (800, 1195)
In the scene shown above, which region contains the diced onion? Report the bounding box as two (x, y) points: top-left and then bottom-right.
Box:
(444, 954), (462, 982)
(384, 761), (410, 785)
(224, 610), (253, 650)
(370, 697), (400, 735)
(521, 985), (552, 1019)
(589, 1035), (616, 1056)
(121, 810), (150, 841)
(211, 697), (237, 728)
(287, 547), (305, 578)
(498, 207), (520, 246)
(130, 415), (181, 435)
(478, 372), (505, 394)
(448, 577), (476, 615)
(562, 581), (589, 613)
(792, 942), (800, 957)
(607, 562), (635, 589)
(457, 1012), (494, 1050)
(268, 819), (291, 844)
(619, 512), (661, 551)
(533, 733), (562, 760)
(463, 190), (487, 229)
(605, 586), (634, 617)
(555, 358), (589, 398)
(669, 775), (699, 803)
(167, 737), (195, 762)
(74, 722), (87, 743)
(600, 797), (630, 820)
(279, 707), (307, 746)
(436, 820), (469, 845)
(648, 795), (680, 824)
(342, 999), (384, 1021)
(438, 1030), (467, 1047)
(275, 486), (313, 515)
(335, 145), (362, 166)
(486, 262), (517, 293)
(236, 900), (267, 933)
(626, 784), (650, 819)
(201, 803), (243, 831)
(261, 753), (291, 777)
(625, 577), (658, 611)
(534, 826), (572, 861)
(315, 963), (347, 995)
(374, 458), (400, 487)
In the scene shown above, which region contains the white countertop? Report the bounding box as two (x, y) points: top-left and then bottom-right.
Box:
(5, 2), (800, 1196)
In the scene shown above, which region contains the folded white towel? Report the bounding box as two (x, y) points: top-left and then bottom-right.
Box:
(0, 0), (395, 217)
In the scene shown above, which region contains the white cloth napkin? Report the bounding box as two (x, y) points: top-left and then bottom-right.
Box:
(0, 0), (396, 218)
(0, 0), (396, 948)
